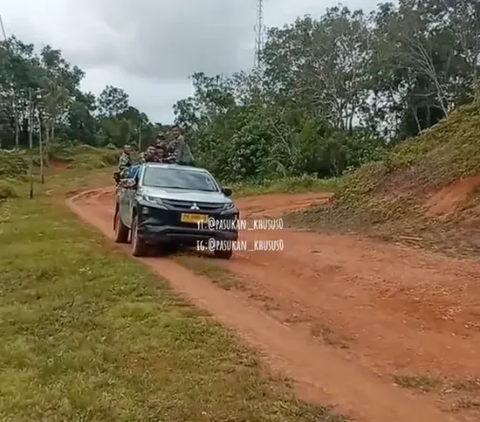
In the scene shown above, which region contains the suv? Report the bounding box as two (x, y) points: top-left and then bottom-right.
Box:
(113, 163), (239, 259)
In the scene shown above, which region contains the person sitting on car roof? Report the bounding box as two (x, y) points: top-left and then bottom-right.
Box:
(142, 145), (158, 163)
(165, 125), (194, 165)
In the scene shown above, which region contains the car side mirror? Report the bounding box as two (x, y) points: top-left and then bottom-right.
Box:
(221, 187), (232, 197)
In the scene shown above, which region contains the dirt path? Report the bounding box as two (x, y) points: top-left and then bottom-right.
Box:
(236, 199), (480, 377)
(66, 187), (478, 422)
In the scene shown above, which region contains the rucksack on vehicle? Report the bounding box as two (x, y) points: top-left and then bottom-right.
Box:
(113, 171), (120, 185)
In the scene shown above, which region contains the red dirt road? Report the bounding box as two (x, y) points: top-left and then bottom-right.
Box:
(67, 187), (480, 422)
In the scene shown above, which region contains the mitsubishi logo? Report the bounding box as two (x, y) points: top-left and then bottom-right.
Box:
(190, 203), (199, 210)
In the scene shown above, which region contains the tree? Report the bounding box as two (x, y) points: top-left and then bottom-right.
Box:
(173, 0), (480, 181)
(2, 0), (479, 184)
(97, 85), (129, 118)
(0, 37), (156, 152)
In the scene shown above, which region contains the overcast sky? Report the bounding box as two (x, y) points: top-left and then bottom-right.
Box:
(2, 0), (381, 123)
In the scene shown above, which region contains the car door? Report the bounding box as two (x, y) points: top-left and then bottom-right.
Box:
(124, 185), (136, 227)
(118, 183), (130, 227)
(118, 181), (136, 228)
(123, 165), (142, 227)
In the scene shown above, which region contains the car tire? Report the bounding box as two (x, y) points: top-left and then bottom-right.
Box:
(214, 246), (233, 260)
(131, 214), (147, 257)
(114, 206), (129, 243)
(161, 242), (179, 255)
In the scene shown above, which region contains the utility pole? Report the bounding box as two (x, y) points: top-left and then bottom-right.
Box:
(39, 110), (44, 184)
(28, 89), (34, 198)
(254, 0), (265, 69)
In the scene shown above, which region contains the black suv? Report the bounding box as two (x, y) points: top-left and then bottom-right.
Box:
(113, 163), (239, 258)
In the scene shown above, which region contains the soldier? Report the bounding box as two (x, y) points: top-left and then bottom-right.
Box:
(163, 130), (179, 164)
(118, 144), (132, 178)
(143, 145), (157, 162)
(169, 125), (194, 166)
(155, 132), (168, 162)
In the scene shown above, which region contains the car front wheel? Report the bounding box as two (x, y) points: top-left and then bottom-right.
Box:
(131, 214), (147, 257)
(214, 245), (233, 260)
(114, 207), (129, 243)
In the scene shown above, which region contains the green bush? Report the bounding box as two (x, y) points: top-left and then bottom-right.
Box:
(0, 181), (18, 200)
(0, 152), (29, 180)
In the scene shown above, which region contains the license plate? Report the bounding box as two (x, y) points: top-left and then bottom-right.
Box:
(180, 213), (208, 223)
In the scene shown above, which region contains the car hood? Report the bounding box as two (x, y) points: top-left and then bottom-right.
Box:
(139, 186), (232, 204)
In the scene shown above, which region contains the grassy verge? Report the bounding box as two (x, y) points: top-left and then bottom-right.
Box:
(175, 254), (244, 291)
(231, 175), (339, 198)
(285, 105), (480, 257)
(0, 171), (344, 420)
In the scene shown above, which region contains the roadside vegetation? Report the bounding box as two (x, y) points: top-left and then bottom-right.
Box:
(286, 104), (480, 256)
(3, 1), (479, 185)
(231, 175), (338, 198)
(0, 168), (344, 421)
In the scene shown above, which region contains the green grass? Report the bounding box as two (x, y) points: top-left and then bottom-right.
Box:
(393, 375), (442, 392)
(285, 104), (480, 256)
(175, 255), (244, 291)
(230, 175), (339, 197)
(0, 173), (344, 421)
(1, 144), (120, 180)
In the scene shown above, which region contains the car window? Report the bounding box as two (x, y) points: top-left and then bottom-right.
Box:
(142, 167), (219, 192)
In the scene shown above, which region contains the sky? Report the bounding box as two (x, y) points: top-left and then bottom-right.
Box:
(2, 0), (381, 124)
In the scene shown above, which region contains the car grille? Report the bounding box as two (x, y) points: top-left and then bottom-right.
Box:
(162, 199), (224, 213)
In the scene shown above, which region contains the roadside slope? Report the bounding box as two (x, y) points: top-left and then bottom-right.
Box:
(287, 104), (480, 255)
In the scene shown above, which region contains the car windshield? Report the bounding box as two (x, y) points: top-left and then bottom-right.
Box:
(142, 167), (219, 192)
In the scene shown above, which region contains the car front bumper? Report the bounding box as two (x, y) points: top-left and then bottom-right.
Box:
(136, 204), (239, 245)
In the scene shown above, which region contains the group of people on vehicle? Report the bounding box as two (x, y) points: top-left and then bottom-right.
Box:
(116, 125), (194, 180)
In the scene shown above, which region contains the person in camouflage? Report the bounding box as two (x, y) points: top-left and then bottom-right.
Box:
(166, 125), (194, 165)
(154, 132), (168, 162)
(118, 144), (132, 178)
(143, 145), (158, 163)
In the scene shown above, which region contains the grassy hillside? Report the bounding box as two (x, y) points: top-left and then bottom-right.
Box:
(287, 104), (480, 256)
(0, 144), (120, 177)
(0, 144), (120, 199)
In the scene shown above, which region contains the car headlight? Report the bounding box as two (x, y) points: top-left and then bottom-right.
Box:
(223, 202), (235, 210)
(140, 195), (164, 206)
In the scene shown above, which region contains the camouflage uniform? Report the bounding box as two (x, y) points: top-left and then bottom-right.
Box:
(164, 135), (180, 163)
(118, 151), (132, 178)
(175, 134), (194, 165)
(162, 133), (193, 165)
(143, 146), (158, 163)
(154, 140), (167, 162)
(153, 133), (167, 163)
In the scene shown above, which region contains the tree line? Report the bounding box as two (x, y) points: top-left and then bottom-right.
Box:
(1, 0), (480, 183)
(0, 37), (167, 155)
(174, 0), (480, 181)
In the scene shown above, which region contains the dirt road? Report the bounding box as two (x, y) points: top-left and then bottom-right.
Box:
(67, 187), (480, 422)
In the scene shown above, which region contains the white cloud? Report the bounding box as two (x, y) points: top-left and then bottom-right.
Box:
(2, 0), (384, 123)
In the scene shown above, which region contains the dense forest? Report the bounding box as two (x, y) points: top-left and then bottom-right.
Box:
(1, 0), (480, 182)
